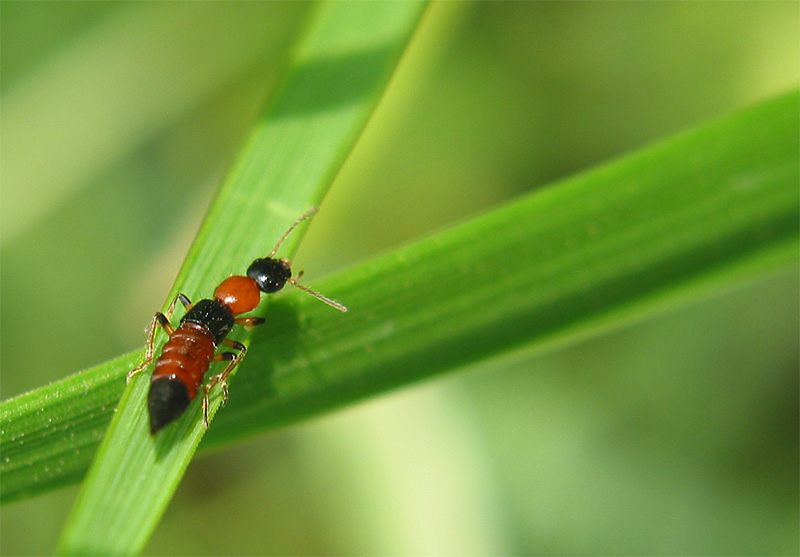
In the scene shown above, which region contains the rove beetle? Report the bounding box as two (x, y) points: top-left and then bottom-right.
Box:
(127, 208), (346, 434)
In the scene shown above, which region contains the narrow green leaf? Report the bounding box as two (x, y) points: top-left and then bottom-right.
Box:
(206, 88), (800, 446)
(3, 90), (796, 513)
(52, 2), (428, 554)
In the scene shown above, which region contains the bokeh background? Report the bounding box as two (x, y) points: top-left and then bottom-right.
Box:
(1, 2), (797, 554)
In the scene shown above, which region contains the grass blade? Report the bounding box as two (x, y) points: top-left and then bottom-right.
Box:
(3, 90), (796, 512)
(206, 89), (800, 446)
(52, 2), (428, 554)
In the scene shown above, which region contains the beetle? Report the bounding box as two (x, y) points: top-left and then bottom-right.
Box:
(127, 208), (346, 434)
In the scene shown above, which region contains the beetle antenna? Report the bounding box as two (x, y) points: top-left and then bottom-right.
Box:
(288, 276), (348, 312)
(269, 207), (319, 258)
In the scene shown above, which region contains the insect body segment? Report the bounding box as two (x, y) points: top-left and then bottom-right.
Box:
(127, 208), (347, 435)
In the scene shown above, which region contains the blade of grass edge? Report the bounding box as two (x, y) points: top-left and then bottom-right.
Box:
(55, 2), (428, 554)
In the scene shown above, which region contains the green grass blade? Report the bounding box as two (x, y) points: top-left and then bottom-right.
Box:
(0, 353), (137, 500)
(206, 89), (800, 446)
(2, 90), (796, 512)
(51, 2), (428, 554)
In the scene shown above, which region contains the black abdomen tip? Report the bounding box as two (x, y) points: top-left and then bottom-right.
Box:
(148, 377), (191, 434)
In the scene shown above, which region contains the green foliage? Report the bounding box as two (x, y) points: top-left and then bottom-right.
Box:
(3, 85), (797, 550)
(1, 2), (797, 555)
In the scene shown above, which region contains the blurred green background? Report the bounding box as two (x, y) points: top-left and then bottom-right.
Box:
(1, 2), (797, 554)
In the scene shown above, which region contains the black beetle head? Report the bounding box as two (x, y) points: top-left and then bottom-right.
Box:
(247, 257), (292, 294)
